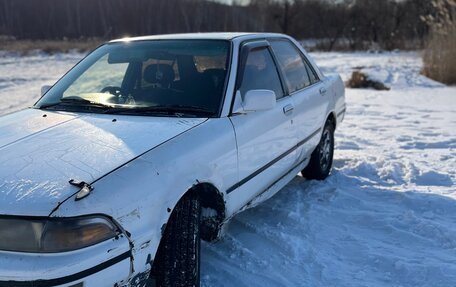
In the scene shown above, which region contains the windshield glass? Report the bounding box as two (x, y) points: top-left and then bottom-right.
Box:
(35, 40), (231, 117)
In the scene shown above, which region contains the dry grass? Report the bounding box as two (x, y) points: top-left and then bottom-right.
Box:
(0, 38), (103, 55)
(346, 71), (390, 90)
(421, 0), (455, 85)
(422, 24), (456, 85)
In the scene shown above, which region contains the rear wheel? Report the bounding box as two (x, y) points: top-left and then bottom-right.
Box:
(302, 122), (335, 180)
(153, 192), (201, 287)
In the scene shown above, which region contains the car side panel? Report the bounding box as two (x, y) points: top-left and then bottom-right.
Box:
(291, 82), (329, 161)
(51, 118), (238, 284)
(328, 73), (346, 125)
(226, 96), (298, 216)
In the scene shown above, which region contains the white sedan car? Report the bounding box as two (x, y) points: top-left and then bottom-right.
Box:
(0, 33), (345, 287)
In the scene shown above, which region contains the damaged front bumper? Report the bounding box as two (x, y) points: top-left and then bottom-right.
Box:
(0, 236), (131, 287)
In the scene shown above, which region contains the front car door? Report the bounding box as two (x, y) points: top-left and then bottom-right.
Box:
(269, 38), (328, 163)
(225, 41), (298, 215)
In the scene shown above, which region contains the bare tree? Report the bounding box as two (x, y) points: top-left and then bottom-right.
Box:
(0, 0), (436, 51)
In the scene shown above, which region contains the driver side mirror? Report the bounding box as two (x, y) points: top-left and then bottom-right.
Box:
(41, 85), (52, 96)
(242, 89), (276, 112)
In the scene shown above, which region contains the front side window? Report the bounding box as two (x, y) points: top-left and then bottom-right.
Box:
(238, 48), (284, 100)
(35, 40), (231, 117)
(271, 40), (316, 93)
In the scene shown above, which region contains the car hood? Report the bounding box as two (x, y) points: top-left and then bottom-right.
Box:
(0, 109), (206, 216)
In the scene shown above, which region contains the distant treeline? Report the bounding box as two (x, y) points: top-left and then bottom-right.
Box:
(0, 0), (437, 50)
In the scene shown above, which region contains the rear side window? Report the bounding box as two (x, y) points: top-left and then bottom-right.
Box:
(270, 40), (318, 93)
(238, 48), (284, 100)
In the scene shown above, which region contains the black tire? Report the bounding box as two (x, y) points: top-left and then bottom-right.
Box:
(153, 192), (201, 287)
(301, 122), (335, 180)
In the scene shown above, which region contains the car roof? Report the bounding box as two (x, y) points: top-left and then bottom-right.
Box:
(110, 32), (287, 42)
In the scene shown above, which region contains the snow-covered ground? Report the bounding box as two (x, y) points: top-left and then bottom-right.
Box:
(0, 52), (82, 116)
(1, 51), (455, 286)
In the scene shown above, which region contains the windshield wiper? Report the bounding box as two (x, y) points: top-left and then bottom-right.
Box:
(106, 105), (215, 117)
(39, 97), (113, 110)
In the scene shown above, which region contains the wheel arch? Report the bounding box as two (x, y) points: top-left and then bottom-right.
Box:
(169, 182), (226, 242)
(326, 111), (337, 129)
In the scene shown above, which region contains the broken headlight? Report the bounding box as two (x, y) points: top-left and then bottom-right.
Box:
(0, 215), (118, 253)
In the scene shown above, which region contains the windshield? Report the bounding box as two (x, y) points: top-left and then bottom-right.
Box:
(35, 40), (231, 117)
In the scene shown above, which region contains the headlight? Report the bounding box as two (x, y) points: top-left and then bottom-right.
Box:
(0, 215), (119, 253)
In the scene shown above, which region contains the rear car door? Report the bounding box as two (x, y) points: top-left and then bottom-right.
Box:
(226, 41), (298, 214)
(270, 38), (328, 162)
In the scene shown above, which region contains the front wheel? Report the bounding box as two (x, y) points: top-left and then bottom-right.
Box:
(302, 122), (335, 180)
(153, 192), (201, 287)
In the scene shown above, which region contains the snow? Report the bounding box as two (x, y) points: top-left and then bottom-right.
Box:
(313, 51), (445, 89)
(1, 51), (455, 286)
(0, 52), (82, 116)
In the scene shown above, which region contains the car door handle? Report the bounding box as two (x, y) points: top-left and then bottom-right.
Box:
(283, 104), (294, 115)
(320, 87), (327, 95)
